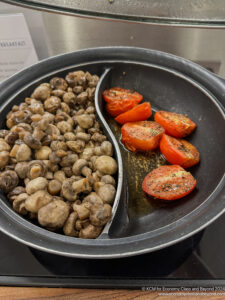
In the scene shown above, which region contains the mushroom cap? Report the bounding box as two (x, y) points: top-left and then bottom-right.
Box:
(27, 160), (47, 179)
(89, 204), (112, 227)
(25, 190), (52, 213)
(61, 178), (77, 201)
(38, 199), (70, 229)
(95, 155), (118, 175)
(26, 177), (48, 195)
(97, 184), (116, 204)
(0, 170), (19, 193)
(15, 162), (29, 179)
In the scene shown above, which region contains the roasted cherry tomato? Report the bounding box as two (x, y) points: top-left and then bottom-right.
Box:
(142, 165), (197, 200)
(115, 102), (152, 124)
(106, 99), (138, 117)
(121, 121), (165, 152)
(154, 111), (196, 138)
(160, 134), (200, 168)
(103, 87), (143, 104)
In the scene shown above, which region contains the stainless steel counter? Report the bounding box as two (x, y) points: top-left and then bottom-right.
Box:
(1, 2), (225, 76)
(3, 0), (225, 27)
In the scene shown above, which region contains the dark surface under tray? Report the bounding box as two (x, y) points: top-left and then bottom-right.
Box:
(1, 210), (225, 288)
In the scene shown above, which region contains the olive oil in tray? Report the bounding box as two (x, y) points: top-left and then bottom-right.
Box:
(106, 116), (167, 218)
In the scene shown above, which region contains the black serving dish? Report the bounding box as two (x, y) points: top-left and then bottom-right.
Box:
(0, 47), (224, 258)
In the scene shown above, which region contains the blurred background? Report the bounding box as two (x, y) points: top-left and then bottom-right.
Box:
(1, 1), (225, 76)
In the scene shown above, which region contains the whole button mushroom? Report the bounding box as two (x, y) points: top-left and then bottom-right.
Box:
(72, 159), (88, 175)
(26, 177), (48, 195)
(50, 77), (68, 91)
(16, 144), (32, 162)
(38, 199), (70, 229)
(0, 170), (19, 193)
(76, 114), (93, 129)
(44, 96), (61, 113)
(61, 178), (77, 201)
(25, 190), (52, 213)
(35, 146), (52, 160)
(97, 184), (116, 205)
(31, 84), (51, 101)
(57, 121), (73, 134)
(77, 91), (88, 105)
(27, 160), (47, 179)
(15, 162), (29, 179)
(63, 92), (76, 107)
(48, 179), (62, 195)
(95, 155), (118, 175)
(89, 203), (112, 227)
(66, 71), (86, 87)
(29, 100), (44, 115)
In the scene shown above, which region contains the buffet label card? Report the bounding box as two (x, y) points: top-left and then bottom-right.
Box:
(0, 13), (38, 82)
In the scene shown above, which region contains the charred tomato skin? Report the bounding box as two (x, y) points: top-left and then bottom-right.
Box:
(121, 121), (165, 152)
(115, 102), (152, 124)
(160, 134), (200, 168)
(142, 165), (197, 200)
(103, 87), (143, 104)
(106, 99), (137, 117)
(155, 111), (196, 138)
